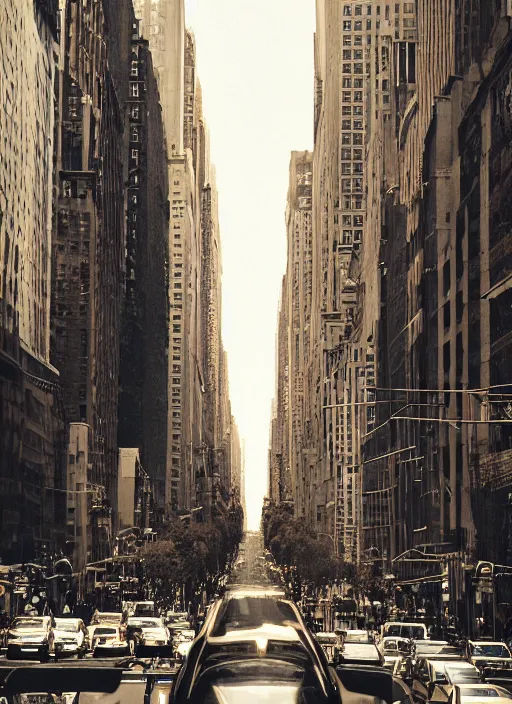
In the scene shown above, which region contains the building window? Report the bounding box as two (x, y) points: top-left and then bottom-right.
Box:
(130, 105), (139, 120)
(343, 20), (352, 30)
(342, 77), (352, 88)
(342, 163), (352, 175)
(131, 148), (139, 162)
(131, 60), (138, 77)
(342, 105), (352, 115)
(343, 5), (352, 15)
(129, 82), (139, 97)
(343, 63), (352, 74)
(343, 50), (352, 60)
(130, 126), (139, 142)
(354, 34), (363, 45)
(342, 119), (352, 130)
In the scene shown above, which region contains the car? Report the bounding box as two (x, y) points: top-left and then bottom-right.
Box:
(170, 620), (339, 703)
(53, 617), (88, 659)
(339, 642), (384, 667)
(133, 601), (156, 617)
(91, 625), (130, 658)
(465, 642), (512, 671)
(174, 629), (196, 661)
(411, 658), (480, 704)
(448, 683), (512, 704)
(379, 636), (413, 670)
(126, 616), (172, 656)
(316, 632), (343, 664)
(382, 622), (428, 641)
(344, 629), (373, 644)
(5, 616), (55, 662)
(90, 611), (125, 627)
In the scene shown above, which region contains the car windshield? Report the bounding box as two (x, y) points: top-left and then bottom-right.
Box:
(190, 659), (329, 704)
(11, 619), (44, 630)
(212, 598), (299, 635)
(446, 668), (480, 683)
(345, 632), (369, 643)
(128, 618), (162, 628)
(94, 627), (117, 635)
(55, 621), (78, 632)
(474, 645), (510, 658)
(460, 688), (503, 698)
(385, 624), (425, 639)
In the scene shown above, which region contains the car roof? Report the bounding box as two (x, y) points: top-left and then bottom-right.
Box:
(209, 623), (301, 645)
(469, 641), (508, 647)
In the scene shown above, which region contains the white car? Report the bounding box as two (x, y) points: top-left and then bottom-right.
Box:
(54, 618), (88, 659)
(6, 616), (54, 661)
(127, 617), (171, 655)
(466, 641), (512, 671)
(449, 683), (512, 704)
(173, 628), (195, 660)
(91, 625), (129, 658)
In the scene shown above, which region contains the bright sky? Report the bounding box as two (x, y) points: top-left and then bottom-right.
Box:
(185, 0), (315, 530)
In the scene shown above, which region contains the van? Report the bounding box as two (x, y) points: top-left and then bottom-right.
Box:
(134, 601), (155, 617)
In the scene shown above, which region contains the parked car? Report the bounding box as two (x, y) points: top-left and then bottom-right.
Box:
(53, 617), (88, 659)
(91, 625), (130, 658)
(465, 641), (512, 671)
(6, 616), (54, 662)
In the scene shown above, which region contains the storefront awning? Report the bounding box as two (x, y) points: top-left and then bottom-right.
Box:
(396, 573), (447, 586)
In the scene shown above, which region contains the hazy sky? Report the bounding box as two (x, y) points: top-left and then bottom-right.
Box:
(185, 0), (315, 529)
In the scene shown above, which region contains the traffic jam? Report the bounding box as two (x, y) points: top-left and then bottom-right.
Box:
(2, 584), (512, 703)
(0, 600), (195, 664)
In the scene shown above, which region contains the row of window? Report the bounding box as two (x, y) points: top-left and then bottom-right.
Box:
(343, 90), (364, 102)
(343, 3), (415, 18)
(342, 119), (364, 130)
(341, 162), (364, 175)
(342, 105), (364, 116)
(342, 62), (365, 74)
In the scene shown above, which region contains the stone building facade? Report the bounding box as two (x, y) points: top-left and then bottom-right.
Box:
(51, 0), (133, 561)
(133, 2), (241, 518)
(118, 20), (170, 520)
(0, 0), (66, 563)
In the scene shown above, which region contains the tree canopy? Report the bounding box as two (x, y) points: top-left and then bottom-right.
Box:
(142, 504), (243, 604)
